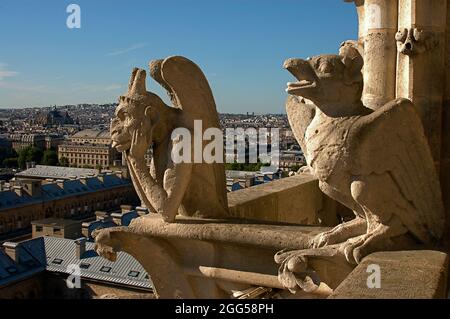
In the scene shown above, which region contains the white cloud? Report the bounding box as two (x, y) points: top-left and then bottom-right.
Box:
(0, 81), (50, 93)
(104, 84), (122, 91)
(0, 63), (19, 80)
(70, 83), (123, 92)
(106, 43), (147, 56)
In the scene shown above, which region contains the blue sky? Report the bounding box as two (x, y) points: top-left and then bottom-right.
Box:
(0, 0), (358, 113)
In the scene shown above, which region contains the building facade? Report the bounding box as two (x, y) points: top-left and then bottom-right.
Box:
(0, 172), (138, 239)
(58, 129), (121, 168)
(10, 134), (46, 151)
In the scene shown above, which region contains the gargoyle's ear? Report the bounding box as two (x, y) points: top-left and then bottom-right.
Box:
(340, 45), (363, 85)
(144, 106), (159, 125)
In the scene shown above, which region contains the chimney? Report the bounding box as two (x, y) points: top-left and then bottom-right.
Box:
(79, 176), (87, 185)
(95, 211), (111, 222)
(97, 173), (105, 183)
(111, 212), (123, 226)
(74, 238), (86, 259)
(136, 206), (149, 216)
(22, 180), (42, 197)
(114, 170), (123, 179)
(3, 242), (20, 263)
(56, 179), (65, 189)
(13, 186), (23, 197)
(81, 222), (90, 238)
(26, 161), (36, 169)
(121, 205), (133, 213)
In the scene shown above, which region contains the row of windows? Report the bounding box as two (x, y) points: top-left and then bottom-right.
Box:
(0, 191), (135, 234)
(67, 159), (108, 166)
(59, 148), (110, 154)
(60, 154), (109, 159)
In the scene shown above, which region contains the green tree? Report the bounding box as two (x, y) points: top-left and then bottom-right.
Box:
(59, 156), (69, 167)
(18, 146), (44, 169)
(42, 149), (59, 166)
(3, 157), (18, 168)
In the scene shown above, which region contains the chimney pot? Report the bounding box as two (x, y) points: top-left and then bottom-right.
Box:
(3, 242), (20, 263)
(74, 237), (86, 259)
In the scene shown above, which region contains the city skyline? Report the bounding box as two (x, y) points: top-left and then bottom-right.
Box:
(0, 0), (357, 113)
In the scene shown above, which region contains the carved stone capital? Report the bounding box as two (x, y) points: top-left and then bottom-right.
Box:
(396, 28), (439, 56)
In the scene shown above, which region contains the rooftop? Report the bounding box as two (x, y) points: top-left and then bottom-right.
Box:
(15, 165), (98, 180)
(31, 218), (81, 227)
(0, 174), (130, 210)
(72, 129), (110, 139)
(0, 236), (152, 290)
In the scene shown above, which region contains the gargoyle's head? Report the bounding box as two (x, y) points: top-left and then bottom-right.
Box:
(284, 43), (363, 114)
(110, 68), (164, 153)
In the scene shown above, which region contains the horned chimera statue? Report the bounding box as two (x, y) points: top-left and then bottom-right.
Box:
(276, 43), (445, 293)
(109, 56), (229, 223)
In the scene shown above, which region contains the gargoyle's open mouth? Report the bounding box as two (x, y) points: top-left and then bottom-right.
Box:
(112, 140), (131, 152)
(286, 80), (317, 92)
(283, 58), (318, 95)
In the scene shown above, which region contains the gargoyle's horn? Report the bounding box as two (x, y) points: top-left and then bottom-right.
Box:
(128, 67), (139, 92)
(131, 69), (147, 95)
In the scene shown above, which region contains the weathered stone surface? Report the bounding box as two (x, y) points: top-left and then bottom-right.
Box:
(227, 173), (348, 226)
(280, 42), (445, 292)
(93, 215), (352, 298)
(109, 56), (229, 223)
(329, 250), (449, 299)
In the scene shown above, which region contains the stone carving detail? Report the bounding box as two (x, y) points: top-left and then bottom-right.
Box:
(110, 56), (229, 223)
(396, 28), (439, 55)
(279, 43), (445, 292)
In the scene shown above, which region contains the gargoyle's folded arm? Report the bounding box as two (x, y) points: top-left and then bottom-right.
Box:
(129, 155), (193, 222)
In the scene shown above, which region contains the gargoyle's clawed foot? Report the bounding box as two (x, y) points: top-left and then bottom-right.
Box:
(341, 219), (409, 264)
(342, 234), (371, 265)
(275, 249), (321, 293)
(311, 217), (367, 248)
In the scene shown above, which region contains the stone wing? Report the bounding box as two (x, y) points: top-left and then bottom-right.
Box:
(350, 98), (445, 242)
(156, 55), (228, 216)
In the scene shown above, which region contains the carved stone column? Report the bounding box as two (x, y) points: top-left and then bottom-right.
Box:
(346, 0), (398, 110)
(396, 0), (447, 164)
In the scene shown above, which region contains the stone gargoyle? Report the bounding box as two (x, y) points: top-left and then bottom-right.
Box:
(276, 43), (445, 293)
(109, 56), (229, 223)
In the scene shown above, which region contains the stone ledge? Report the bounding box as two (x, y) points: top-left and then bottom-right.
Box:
(227, 173), (346, 226)
(328, 250), (449, 299)
(129, 214), (329, 251)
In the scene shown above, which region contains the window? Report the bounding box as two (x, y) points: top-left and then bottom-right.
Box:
(53, 227), (62, 235)
(6, 266), (17, 274)
(128, 270), (140, 278)
(52, 258), (63, 265)
(35, 225), (43, 232)
(80, 263), (90, 269)
(99, 266), (111, 273)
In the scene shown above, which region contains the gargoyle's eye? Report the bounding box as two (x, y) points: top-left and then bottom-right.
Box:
(318, 62), (333, 74)
(116, 110), (127, 121)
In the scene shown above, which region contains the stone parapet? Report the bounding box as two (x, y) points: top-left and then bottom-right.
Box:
(329, 250), (449, 299)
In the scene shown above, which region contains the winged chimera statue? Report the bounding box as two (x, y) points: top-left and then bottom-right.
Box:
(110, 56), (229, 223)
(276, 43), (445, 292)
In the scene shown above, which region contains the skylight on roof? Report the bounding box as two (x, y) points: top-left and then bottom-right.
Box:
(80, 263), (90, 269)
(52, 258), (63, 265)
(99, 266), (111, 273)
(128, 270), (140, 278)
(6, 266), (17, 274)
